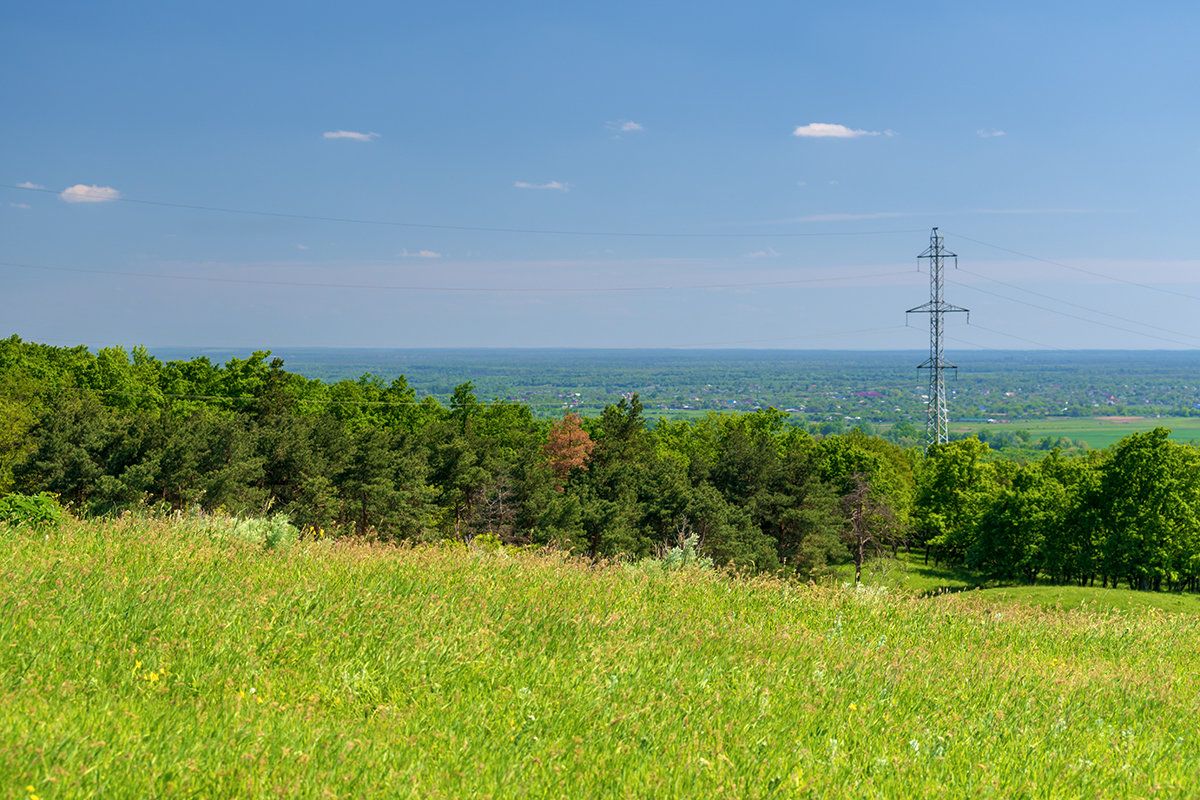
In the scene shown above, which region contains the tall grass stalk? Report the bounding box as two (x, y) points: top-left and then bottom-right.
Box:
(3, 517), (1199, 798)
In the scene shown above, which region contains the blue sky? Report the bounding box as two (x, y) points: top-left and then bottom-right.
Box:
(3, 1), (1198, 350)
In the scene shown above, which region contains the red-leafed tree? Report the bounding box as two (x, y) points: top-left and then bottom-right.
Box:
(543, 412), (595, 491)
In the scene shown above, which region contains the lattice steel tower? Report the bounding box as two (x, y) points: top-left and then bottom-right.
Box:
(907, 228), (968, 447)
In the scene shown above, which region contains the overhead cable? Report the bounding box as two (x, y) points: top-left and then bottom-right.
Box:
(1, 183), (924, 240)
(0, 259), (915, 293)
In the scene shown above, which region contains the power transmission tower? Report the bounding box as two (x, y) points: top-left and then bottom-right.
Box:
(907, 228), (968, 447)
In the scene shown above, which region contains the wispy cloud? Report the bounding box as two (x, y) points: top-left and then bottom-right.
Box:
(606, 120), (644, 134)
(60, 184), (120, 203)
(296, 244), (309, 250)
(976, 129), (1006, 138)
(323, 130), (380, 142)
(514, 181), (569, 191)
(744, 248), (780, 258)
(785, 208), (1097, 224)
(792, 123), (894, 139)
(17, 181), (44, 189)
(968, 208), (1096, 216)
(9, 202), (30, 209)
(793, 211), (914, 223)
(400, 249), (442, 259)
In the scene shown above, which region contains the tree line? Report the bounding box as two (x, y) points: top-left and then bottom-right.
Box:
(2, 335), (1198, 591)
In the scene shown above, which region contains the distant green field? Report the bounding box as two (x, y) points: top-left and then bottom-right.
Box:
(981, 584), (1200, 614)
(7, 518), (1200, 798)
(843, 552), (1200, 614)
(834, 550), (984, 593)
(952, 415), (1200, 449)
(657, 414), (1200, 446)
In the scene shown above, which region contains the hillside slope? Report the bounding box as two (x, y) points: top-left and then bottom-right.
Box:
(4, 518), (1199, 798)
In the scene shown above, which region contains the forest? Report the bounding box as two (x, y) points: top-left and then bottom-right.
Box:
(4, 334), (1200, 592)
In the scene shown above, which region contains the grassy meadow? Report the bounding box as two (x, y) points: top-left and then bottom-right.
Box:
(4, 518), (1200, 798)
(842, 552), (1200, 615)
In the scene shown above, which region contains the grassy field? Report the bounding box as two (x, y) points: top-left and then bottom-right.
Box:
(844, 552), (1200, 615)
(951, 415), (1200, 449)
(5, 518), (1200, 798)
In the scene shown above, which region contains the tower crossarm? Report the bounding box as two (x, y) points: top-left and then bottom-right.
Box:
(906, 301), (969, 316)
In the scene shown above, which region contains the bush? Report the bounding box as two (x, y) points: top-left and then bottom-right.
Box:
(230, 513), (299, 550)
(659, 533), (715, 571)
(174, 510), (300, 550)
(630, 532), (715, 574)
(0, 492), (67, 529)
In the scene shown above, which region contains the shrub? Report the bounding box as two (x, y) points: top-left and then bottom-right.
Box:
(174, 510), (300, 550)
(660, 532), (715, 571)
(470, 531), (505, 551)
(0, 492), (67, 529)
(631, 532), (716, 574)
(230, 513), (299, 550)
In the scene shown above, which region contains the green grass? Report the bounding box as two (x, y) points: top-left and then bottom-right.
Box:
(952, 415), (1200, 449)
(5, 518), (1200, 798)
(836, 551), (987, 594)
(844, 552), (1200, 614)
(981, 584), (1200, 614)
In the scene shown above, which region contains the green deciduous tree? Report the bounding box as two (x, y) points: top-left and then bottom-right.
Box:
(970, 463), (1064, 583)
(913, 437), (1000, 565)
(1098, 428), (1200, 591)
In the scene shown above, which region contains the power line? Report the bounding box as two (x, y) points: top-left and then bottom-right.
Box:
(0, 259), (915, 293)
(943, 334), (992, 350)
(956, 321), (1056, 350)
(956, 266), (1200, 343)
(938, 231), (1200, 347)
(11, 181), (1195, 351)
(644, 325), (913, 349)
(943, 230), (1200, 303)
(1, 183), (924, 240)
(950, 278), (1200, 348)
(4, 324), (916, 352)
(22, 332), (920, 353)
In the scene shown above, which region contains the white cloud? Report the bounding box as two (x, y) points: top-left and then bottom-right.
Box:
(606, 120), (644, 134)
(977, 129), (1006, 138)
(323, 130), (380, 142)
(297, 244), (309, 250)
(792, 123), (892, 139)
(9, 202), (30, 209)
(60, 184), (120, 203)
(17, 181), (43, 189)
(401, 248), (442, 258)
(514, 181), (569, 191)
(744, 248), (780, 258)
